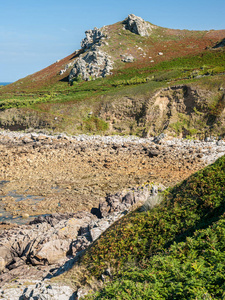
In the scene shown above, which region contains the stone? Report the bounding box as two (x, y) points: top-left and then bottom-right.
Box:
(22, 213), (30, 219)
(7, 257), (25, 270)
(77, 286), (90, 299)
(59, 61), (75, 75)
(90, 227), (104, 241)
(69, 48), (113, 82)
(153, 133), (166, 143)
(0, 212), (97, 277)
(123, 14), (152, 37)
(21, 281), (75, 300)
(90, 220), (110, 241)
(148, 149), (160, 157)
(31, 239), (70, 265)
(0, 257), (5, 273)
(0, 246), (13, 270)
(81, 27), (105, 50)
(122, 192), (135, 205)
(121, 54), (135, 63)
(70, 236), (91, 256)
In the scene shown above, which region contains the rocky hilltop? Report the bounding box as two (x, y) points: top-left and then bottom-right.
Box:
(68, 14), (152, 82)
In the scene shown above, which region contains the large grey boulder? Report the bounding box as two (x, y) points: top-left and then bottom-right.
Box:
(69, 48), (113, 82)
(81, 27), (105, 50)
(124, 14), (152, 37)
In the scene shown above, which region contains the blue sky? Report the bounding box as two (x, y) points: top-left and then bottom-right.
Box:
(1, 0), (225, 82)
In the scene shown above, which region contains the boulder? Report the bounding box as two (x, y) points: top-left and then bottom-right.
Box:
(0, 212), (97, 270)
(69, 48), (113, 82)
(70, 236), (91, 256)
(81, 27), (105, 50)
(22, 282), (75, 300)
(123, 14), (152, 37)
(90, 220), (110, 241)
(31, 239), (70, 265)
(0, 257), (5, 273)
(0, 246), (13, 270)
(90, 227), (104, 241)
(97, 184), (164, 218)
(121, 54), (135, 63)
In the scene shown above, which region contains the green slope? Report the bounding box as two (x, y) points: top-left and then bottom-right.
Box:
(88, 217), (225, 299)
(0, 49), (225, 137)
(60, 155), (225, 299)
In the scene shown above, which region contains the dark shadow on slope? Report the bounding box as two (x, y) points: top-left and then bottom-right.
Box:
(59, 75), (70, 83)
(164, 200), (225, 251)
(213, 38), (225, 49)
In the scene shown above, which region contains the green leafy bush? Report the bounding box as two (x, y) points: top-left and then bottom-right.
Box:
(82, 116), (109, 132)
(78, 155), (225, 299)
(88, 217), (225, 299)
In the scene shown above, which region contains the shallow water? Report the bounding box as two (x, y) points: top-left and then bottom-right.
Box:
(0, 180), (46, 225)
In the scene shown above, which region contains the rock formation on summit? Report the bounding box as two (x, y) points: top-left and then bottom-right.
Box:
(123, 14), (153, 36)
(68, 14), (154, 82)
(81, 27), (106, 50)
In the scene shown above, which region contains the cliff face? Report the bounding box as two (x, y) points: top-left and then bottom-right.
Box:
(98, 85), (225, 138)
(0, 84), (224, 138)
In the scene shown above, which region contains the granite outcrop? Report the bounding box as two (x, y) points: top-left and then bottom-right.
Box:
(123, 14), (153, 37)
(68, 47), (113, 82)
(68, 13), (153, 81)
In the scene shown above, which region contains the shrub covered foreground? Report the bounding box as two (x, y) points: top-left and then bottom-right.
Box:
(87, 217), (225, 299)
(75, 155), (225, 299)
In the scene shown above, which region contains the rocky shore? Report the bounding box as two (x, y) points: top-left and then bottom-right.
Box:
(0, 183), (163, 299)
(1, 130), (225, 223)
(0, 130), (225, 298)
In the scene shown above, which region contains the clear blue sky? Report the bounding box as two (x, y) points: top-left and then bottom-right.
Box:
(0, 0), (224, 82)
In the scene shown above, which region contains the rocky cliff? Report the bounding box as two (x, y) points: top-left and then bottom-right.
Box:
(98, 85), (225, 138)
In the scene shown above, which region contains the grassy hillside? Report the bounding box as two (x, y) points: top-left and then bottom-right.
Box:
(59, 155), (225, 299)
(0, 49), (225, 137)
(0, 17), (224, 136)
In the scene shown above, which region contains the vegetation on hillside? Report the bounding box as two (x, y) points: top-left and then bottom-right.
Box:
(87, 218), (225, 299)
(59, 155), (225, 299)
(0, 17), (225, 298)
(0, 49), (224, 136)
(0, 18), (224, 136)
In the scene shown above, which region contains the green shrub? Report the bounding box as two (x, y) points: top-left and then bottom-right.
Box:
(82, 116), (109, 132)
(83, 155), (225, 299)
